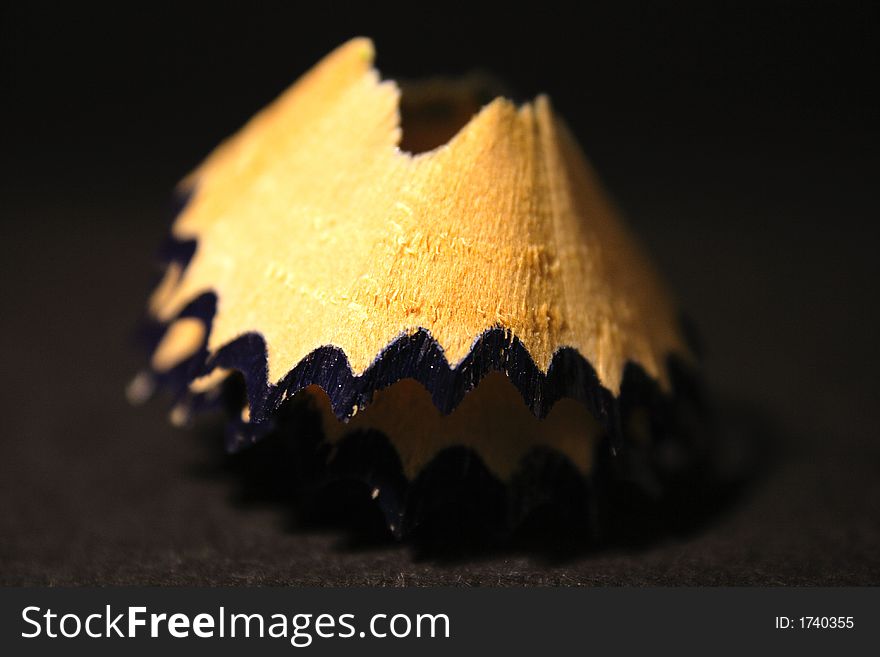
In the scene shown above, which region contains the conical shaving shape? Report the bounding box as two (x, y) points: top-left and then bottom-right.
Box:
(150, 38), (686, 413)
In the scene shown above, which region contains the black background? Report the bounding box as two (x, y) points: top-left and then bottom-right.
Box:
(1, 1), (878, 584)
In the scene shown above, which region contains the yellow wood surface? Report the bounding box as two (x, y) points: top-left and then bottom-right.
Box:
(313, 371), (599, 481)
(150, 37), (686, 400)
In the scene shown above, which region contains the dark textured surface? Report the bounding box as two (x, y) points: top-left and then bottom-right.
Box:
(1, 2), (878, 585)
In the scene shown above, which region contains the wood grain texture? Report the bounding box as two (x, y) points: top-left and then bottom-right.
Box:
(149, 38), (687, 401)
(312, 372), (599, 481)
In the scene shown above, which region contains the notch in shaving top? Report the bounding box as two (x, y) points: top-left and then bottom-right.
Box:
(131, 38), (713, 542)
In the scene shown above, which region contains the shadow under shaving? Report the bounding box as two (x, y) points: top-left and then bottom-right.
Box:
(186, 371), (777, 563)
